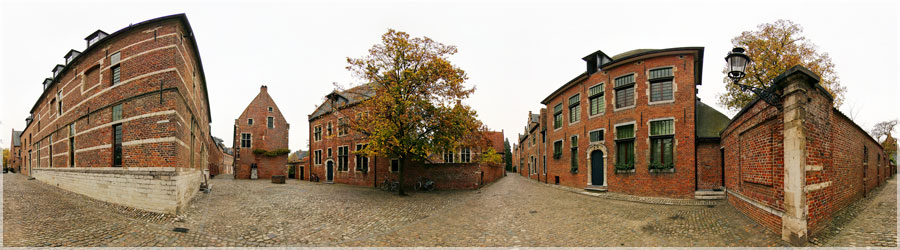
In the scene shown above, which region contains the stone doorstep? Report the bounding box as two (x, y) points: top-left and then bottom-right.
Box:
(695, 189), (726, 200)
(526, 176), (722, 206)
(585, 185), (608, 192)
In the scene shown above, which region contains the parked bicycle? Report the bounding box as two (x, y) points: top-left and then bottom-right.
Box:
(415, 177), (435, 191)
(380, 178), (399, 192)
(310, 173), (320, 182)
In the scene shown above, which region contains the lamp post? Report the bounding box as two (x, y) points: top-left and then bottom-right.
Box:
(725, 47), (782, 108)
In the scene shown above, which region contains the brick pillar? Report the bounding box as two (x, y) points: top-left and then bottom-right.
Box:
(776, 66), (820, 246)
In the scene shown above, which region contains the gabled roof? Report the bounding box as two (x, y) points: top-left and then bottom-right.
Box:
(696, 101), (731, 139)
(12, 130), (23, 147)
(309, 84), (375, 121)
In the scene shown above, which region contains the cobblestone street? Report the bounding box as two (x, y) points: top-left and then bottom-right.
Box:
(2, 172), (895, 247)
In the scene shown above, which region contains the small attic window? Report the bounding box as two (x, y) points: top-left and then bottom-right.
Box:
(85, 30), (109, 48)
(52, 64), (65, 78)
(65, 50), (82, 65)
(268, 107), (273, 112)
(42, 78), (53, 90)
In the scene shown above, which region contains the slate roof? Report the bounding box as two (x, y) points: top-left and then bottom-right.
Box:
(12, 130), (23, 147)
(696, 101), (731, 138)
(309, 84), (375, 121)
(611, 49), (656, 60)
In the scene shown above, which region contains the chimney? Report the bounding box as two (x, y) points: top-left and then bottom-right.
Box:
(261, 85), (267, 92)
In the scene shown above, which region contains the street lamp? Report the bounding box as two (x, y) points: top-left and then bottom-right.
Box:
(725, 47), (782, 108)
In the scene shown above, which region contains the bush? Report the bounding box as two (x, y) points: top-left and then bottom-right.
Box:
(252, 148), (291, 157)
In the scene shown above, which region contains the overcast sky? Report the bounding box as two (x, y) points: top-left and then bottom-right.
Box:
(2, 0), (898, 152)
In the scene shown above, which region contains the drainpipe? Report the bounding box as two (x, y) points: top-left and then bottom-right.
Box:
(373, 156), (377, 188)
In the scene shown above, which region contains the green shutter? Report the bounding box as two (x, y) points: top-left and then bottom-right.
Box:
(649, 67), (673, 79)
(616, 124), (634, 139)
(589, 84), (604, 97)
(569, 94), (580, 106)
(650, 119), (674, 136)
(615, 74), (634, 87)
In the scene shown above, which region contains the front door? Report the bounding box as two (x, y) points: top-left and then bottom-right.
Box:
(326, 161), (334, 182)
(299, 166), (304, 180)
(591, 150), (604, 186)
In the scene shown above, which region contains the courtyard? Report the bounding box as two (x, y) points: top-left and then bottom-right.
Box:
(2, 172), (895, 247)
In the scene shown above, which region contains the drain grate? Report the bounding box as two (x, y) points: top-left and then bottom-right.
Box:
(173, 227), (190, 233)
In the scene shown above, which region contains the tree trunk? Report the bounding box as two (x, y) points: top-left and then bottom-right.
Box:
(397, 156), (407, 196)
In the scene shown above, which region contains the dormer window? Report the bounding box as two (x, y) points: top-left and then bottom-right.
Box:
(52, 64), (65, 78)
(65, 50), (82, 65)
(42, 78), (53, 90)
(85, 30), (109, 48)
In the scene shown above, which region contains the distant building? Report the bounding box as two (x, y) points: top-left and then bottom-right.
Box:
(9, 130), (23, 172)
(16, 14), (212, 214)
(232, 85), (290, 180)
(307, 85), (505, 189)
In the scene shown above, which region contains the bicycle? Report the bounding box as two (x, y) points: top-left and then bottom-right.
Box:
(381, 178), (399, 192)
(415, 176), (435, 191)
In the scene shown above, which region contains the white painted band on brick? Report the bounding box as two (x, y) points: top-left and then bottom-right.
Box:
(75, 144), (111, 153)
(727, 189), (785, 217)
(805, 165), (823, 171)
(157, 119), (170, 124)
(52, 152), (68, 157)
(75, 110), (176, 137)
(805, 181), (831, 192)
(122, 136), (188, 149)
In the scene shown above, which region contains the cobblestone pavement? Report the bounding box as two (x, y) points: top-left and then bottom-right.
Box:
(3, 172), (884, 247)
(810, 176), (898, 247)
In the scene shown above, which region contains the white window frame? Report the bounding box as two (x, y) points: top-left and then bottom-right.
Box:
(240, 133), (252, 148)
(267, 116), (274, 129)
(337, 145), (349, 172)
(568, 93), (581, 125)
(460, 147), (471, 163)
(390, 159), (400, 173)
(355, 143), (369, 172)
(553, 103), (564, 131)
(588, 128), (606, 144)
(647, 66), (677, 106)
(314, 150), (322, 165)
(613, 72), (637, 112)
(314, 125), (322, 141)
(587, 82), (605, 119)
(248, 118), (254, 125)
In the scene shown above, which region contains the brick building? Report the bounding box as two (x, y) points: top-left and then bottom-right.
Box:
(517, 47), (730, 199)
(232, 85), (290, 180)
(308, 85), (505, 190)
(721, 66), (893, 245)
(8, 130), (23, 172)
(14, 14), (212, 214)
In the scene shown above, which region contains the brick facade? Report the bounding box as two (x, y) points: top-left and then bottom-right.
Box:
(232, 86), (290, 180)
(721, 66), (891, 245)
(8, 130), (23, 172)
(307, 86), (505, 190)
(15, 14), (212, 214)
(517, 47), (724, 199)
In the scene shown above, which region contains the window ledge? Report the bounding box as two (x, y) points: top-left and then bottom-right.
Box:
(613, 106), (635, 113)
(615, 169), (635, 174)
(649, 168), (675, 173)
(588, 113), (605, 119)
(648, 99), (676, 106)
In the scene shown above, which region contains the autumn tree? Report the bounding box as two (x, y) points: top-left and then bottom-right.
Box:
(718, 19), (846, 111)
(870, 119), (898, 142)
(341, 29), (491, 195)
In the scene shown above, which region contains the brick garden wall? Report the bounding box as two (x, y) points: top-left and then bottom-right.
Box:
(696, 140), (723, 190)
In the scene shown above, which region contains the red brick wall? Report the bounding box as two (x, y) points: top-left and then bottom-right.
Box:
(232, 86), (290, 180)
(696, 141), (722, 189)
(542, 53), (699, 198)
(18, 16), (211, 177)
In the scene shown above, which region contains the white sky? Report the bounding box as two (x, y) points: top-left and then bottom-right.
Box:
(2, 0), (899, 151)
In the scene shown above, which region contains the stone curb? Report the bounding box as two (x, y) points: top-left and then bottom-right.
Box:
(519, 175), (724, 206)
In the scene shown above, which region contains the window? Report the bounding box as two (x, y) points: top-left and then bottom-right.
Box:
(649, 67), (674, 102)
(543, 156), (547, 174)
(57, 91), (63, 116)
(444, 150), (456, 163)
(48, 133), (53, 168)
(314, 125), (322, 141)
(113, 124), (122, 167)
(267, 117), (274, 128)
(268, 107), (273, 112)
(355, 144), (368, 171)
(110, 104), (122, 122)
(240, 133), (251, 148)
(327, 122), (333, 136)
(589, 83), (605, 115)
(69, 124), (75, 167)
(589, 129), (604, 143)
(390, 159), (399, 172)
(570, 136), (578, 172)
(110, 52), (121, 85)
(338, 118), (347, 136)
(337, 146), (348, 171)
(553, 104), (563, 129)
(460, 147), (471, 163)
(327, 148), (332, 158)
(314, 150), (322, 165)
(569, 94), (581, 123)
(248, 118), (254, 125)
(615, 124), (635, 169)
(614, 74), (635, 109)
(649, 119), (675, 169)
(553, 140), (563, 159)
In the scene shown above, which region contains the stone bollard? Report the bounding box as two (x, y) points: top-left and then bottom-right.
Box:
(272, 175), (286, 184)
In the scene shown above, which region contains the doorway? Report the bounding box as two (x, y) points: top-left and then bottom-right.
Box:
(326, 161), (334, 182)
(590, 150), (604, 186)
